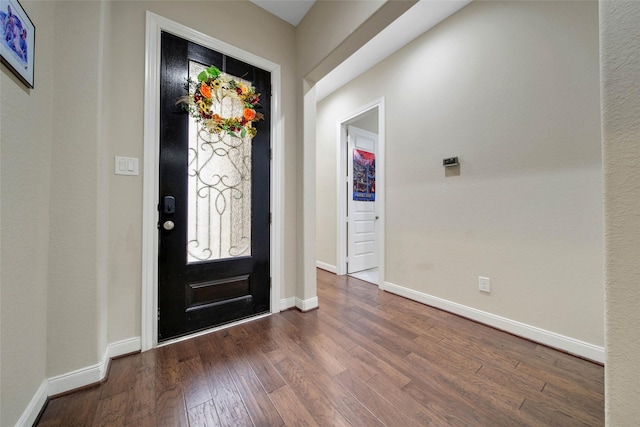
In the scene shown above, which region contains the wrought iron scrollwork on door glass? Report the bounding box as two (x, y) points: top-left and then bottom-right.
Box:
(187, 61), (252, 263)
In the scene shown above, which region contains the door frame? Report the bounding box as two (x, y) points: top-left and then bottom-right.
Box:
(336, 98), (385, 290)
(142, 12), (284, 351)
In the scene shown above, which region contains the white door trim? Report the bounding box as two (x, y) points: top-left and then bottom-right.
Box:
(142, 11), (284, 351)
(336, 98), (385, 290)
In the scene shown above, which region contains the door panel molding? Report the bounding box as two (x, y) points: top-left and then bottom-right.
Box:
(336, 98), (385, 288)
(143, 12), (283, 351)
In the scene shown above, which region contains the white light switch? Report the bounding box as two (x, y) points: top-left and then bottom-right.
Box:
(115, 156), (139, 176)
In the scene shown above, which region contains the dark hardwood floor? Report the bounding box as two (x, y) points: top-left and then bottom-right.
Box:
(37, 269), (604, 426)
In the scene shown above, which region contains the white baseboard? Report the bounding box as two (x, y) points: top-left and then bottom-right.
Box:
(47, 336), (142, 397)
(47, 361), (104, 397)
(282, 296), (320, 311)
(17, 336), (142, 426)
(296, 296), (319, 311)
(280, 297), (296, 310)
(384, 281), (605, 364)
(108, 337), (142, 359)
(316, 261), (337, 273)
(15, 379), (48, 427)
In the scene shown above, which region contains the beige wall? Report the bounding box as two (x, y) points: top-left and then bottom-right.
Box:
(0, 1), (296, 424)
(0, 1), (54, 423)
(48, 0), (109, 378)
(601, 1), (640, 423)
(317, 1), (603, 346)
(297, 0), (418, 83)
(296, 0), (385, 79)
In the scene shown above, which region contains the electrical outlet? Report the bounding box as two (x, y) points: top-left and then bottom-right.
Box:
(479, 276), (491, 293)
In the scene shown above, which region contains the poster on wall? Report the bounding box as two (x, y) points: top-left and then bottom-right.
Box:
(0, 0), (35, 88)
(353, 149), (376, 201)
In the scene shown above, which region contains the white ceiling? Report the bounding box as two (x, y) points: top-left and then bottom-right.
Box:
(250, 0), (316, 26)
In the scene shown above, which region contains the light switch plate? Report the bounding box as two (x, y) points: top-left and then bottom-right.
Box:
(115, 156), (139, 176)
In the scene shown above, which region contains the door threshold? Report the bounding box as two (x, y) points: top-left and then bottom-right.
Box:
(348, 267), (379, 285)
(156, 312), (272, 348)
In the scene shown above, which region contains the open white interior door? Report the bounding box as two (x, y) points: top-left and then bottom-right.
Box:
(347, 126), (378, 274)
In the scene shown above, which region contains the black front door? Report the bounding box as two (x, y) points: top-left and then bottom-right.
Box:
(158, 32), (271, 342)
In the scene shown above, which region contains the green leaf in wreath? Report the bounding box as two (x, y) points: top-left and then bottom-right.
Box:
(241, 128), (247, 138)
(197, 71), (208, 82)
(207, 66), (221, 78)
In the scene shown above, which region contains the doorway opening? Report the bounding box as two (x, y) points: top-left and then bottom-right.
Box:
(337, 99), (385, 289)
(142, 12), (284, 350)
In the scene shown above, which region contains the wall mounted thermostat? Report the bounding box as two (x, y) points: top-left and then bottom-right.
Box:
(443, 156), (459, 167)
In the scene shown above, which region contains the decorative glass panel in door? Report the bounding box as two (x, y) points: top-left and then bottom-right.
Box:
(187, 61), (252, 262)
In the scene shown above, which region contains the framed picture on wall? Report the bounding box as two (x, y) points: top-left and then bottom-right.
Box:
(0, 0), (35, 88)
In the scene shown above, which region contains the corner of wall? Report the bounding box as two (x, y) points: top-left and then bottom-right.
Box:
(600, 0), (640, 423)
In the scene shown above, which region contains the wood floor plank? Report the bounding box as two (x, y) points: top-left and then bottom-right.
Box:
(305, 311), (360, 352)
(179, 356), (212, 409)
(439, 331), (521, 370)
(474, 364), (546, 396)
(155, 384), (188, 427)
(194, 331), (227, 363)
(246, 349), (287, 393)
(269, 355), (353, 426)
(36, 397), (68, 426)
(405, 352), (528, 424)
(205, 327), (286, 426)
(334, 369), (422, 427)
(340, 313), (413, 358)
(213, 327), (287, 398)
(155, 345), (188, 427)
(187, 400), (221, 427)
(36, 269), (604, 427)
(366, 372), (466, 426)
(285, 332), (347, 378)
(519, 393), (603, 426)
(205, 360), (253, 426)
(58, 386), (102, 427)
(535, 344), (604, 384)
(125, 413), (156, 427)
(237, 320), (281, 354)
(541, 380), (605, 422)
(267, 385), (320, 427)
(92, 390), (129, 427)
(99, 356), (136, 400)
(516, 359), (605, 402)
(348, 345), (411, 387)
(125, 351), (156, 424)
(268, 329), (385, 427)
(307, 332), (379, 383)
(229, 360), (286, 426)
(173, 336), (201, 362)
(411, 335), (484, 374)
(385, 310), (439, 338)
(403, 378), (506, 426)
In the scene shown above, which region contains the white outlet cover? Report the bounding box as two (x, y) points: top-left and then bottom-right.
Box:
(479, 276), (491, 293)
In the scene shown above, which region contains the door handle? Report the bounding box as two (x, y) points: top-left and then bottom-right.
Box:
(162, 220), (175, 231)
